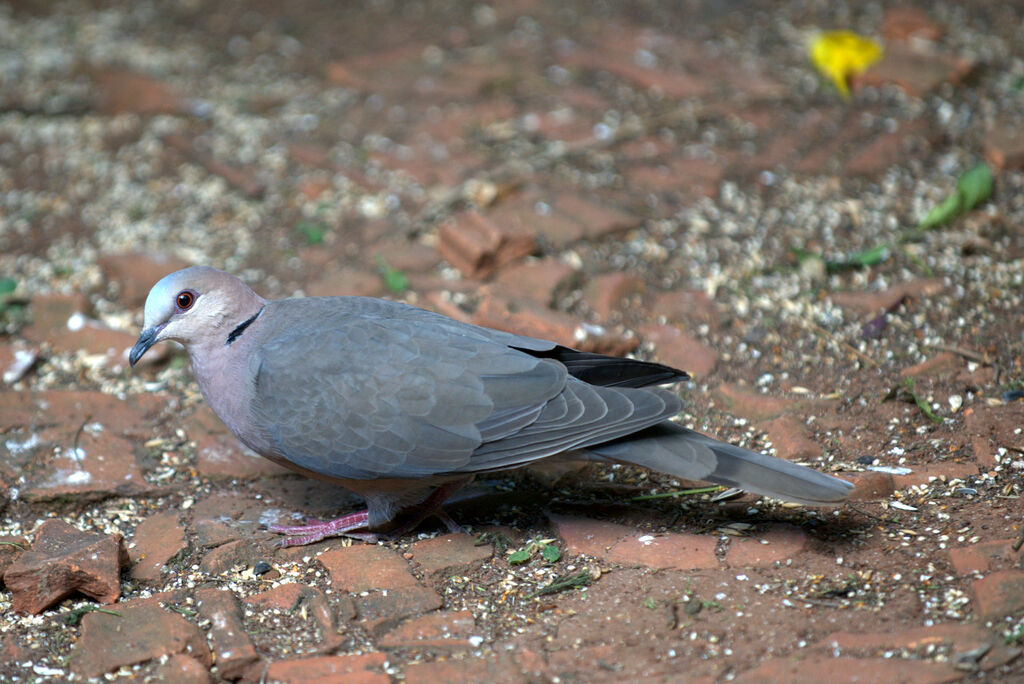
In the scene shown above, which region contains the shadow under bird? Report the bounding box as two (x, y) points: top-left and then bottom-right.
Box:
(130, 266), (852, 546)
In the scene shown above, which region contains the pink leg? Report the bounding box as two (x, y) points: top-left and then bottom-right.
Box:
(378, 478), (471, 539)
(267, 478), (472, 547)
(267, 509), (378, 547)
(435, 509), (466, 534)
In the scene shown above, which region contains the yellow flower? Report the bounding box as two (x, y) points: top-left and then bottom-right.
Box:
(809, 31), (883, 98)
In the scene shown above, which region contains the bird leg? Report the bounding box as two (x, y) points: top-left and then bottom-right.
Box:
(266, 510), (379, 547)
(267, 477), (471, 547)
(376, 477), (471, 539)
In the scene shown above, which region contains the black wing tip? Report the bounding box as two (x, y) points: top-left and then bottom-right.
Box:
(517, 344), (689, 388)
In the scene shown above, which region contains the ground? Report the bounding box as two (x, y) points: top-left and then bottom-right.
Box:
(0, 0), (1023, 682)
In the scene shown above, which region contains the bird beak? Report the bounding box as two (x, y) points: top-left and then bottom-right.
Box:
(129, 326), (161, 367)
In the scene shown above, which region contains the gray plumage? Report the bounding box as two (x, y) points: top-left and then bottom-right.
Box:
(131, 266), (852, 543)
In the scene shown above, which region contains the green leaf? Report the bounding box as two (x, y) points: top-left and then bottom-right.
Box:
(297, 220), (326, 245)
(375, 255), (409, 294)
(904, 378), (943, 425)
(0, 278), (15, 296)
(884, 378), (942, 424)
(919, 193), (962, 229)
(63, 605), (121, 625)
(526, 570), (592, 598)
(957, 163), (993, 211)
(381, 266), (408, 294)
(790, 246), (819, 264)
(508, 548), (532, 565)
(823, 244), (890, 272)
(791, 245), (889, 274)
(540, 544), (561, 563)
(919, 163), (993, 229)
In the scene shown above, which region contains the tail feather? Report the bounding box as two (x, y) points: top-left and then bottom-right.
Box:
(588, 422), (852, 505)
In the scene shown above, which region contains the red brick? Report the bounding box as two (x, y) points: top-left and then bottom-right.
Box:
(69, 603), (212, 679)
(21, 293), (90, 344)
(404, 654), (525, 684)
(844, 471), (896, 501)
(561, 49), (712, 99)
(725, 525), (807, 567)
(821, 622), (1021, 672)
(306, 265), (386, 298)
(972, 569), (1024, 619)
(651, 289), (720, 330)
(195, 588), (259, 680)
(407, 533), (493, 579)
(627, 156), (723, 198)
(473, 294), (636, 356)
(552, 194), (639, 242)
(900, 351), (961, 379)
(826, 623), (965, 652)
(44, 319), (141, 368)
(964, 402), (1024, 467)
(948, 540), (1019, 575)
(90, 67), (186, 116)
(583, 272), (645, 321)
(186, 405), (292, 480)
(757, 415), (822, 462)
(828, 278), (945, 316)
(891, 461), (977, 489)
(734, 655), (959, 684)
(0, 536), (28, 589)
(711, 382), (806, 422)
(606, 530), (719, 571)
(318, 544), (418, 593)
(492, 257), (575, 306)
(853, 44), (974, 97)
(845, 119), (928, 176)
(378, 610), (476, 650)
(438, 210), (537, 278)
(0, 389), (162, 435)
(639, 324), (719, 377)
(368, 239), (442, 275)
(129, 511), (186, 584)
(548, 513), (635, 558)
(985, 116), (1024, 172)
(150, 655), (213, 684)
(164, 133), (266, 199)
(21, 427), (153, 503)
(880, 7), (943, 42)
(3, 536), (93, 607)
(264, 653), (388, 684)
(419, 290), (475, 324)
(355, 586), (445, 637)
(246, 583), (350, 651)
(198, 539), (265, 576)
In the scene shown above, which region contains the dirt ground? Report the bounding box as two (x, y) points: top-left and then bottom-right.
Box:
(1, 0), (1023, 681)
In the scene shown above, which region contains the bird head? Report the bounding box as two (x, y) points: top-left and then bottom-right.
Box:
(129, 266), (262, 366)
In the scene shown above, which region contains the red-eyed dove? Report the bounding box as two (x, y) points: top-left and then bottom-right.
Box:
(130, 266), (852, 545)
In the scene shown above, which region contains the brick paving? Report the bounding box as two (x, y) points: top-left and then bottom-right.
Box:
(1, 1), (1023, 681)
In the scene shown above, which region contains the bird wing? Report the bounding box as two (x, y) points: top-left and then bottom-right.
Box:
(249, 297), (680, 481)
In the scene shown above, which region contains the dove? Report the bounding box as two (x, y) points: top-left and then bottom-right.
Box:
(130, 266), (852, 546)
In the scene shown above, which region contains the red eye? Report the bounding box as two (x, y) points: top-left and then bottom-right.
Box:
(176, 290), (195, 310)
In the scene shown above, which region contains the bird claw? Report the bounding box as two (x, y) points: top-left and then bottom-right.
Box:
(266, 509), (374, 547)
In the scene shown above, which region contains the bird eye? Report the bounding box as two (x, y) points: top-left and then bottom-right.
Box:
(175, 290), (196, 311)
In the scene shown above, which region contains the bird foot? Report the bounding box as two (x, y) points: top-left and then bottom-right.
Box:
(267, 510), (377, 547)
(435, 509), (466, 534)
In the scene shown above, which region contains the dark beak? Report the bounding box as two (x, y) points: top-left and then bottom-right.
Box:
(129, 326), (160, 367)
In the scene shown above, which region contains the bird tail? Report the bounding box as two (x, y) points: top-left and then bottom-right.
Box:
(587, 422), (852, 505)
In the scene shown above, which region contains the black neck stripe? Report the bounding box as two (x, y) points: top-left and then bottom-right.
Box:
(226, 306), (264, 346)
